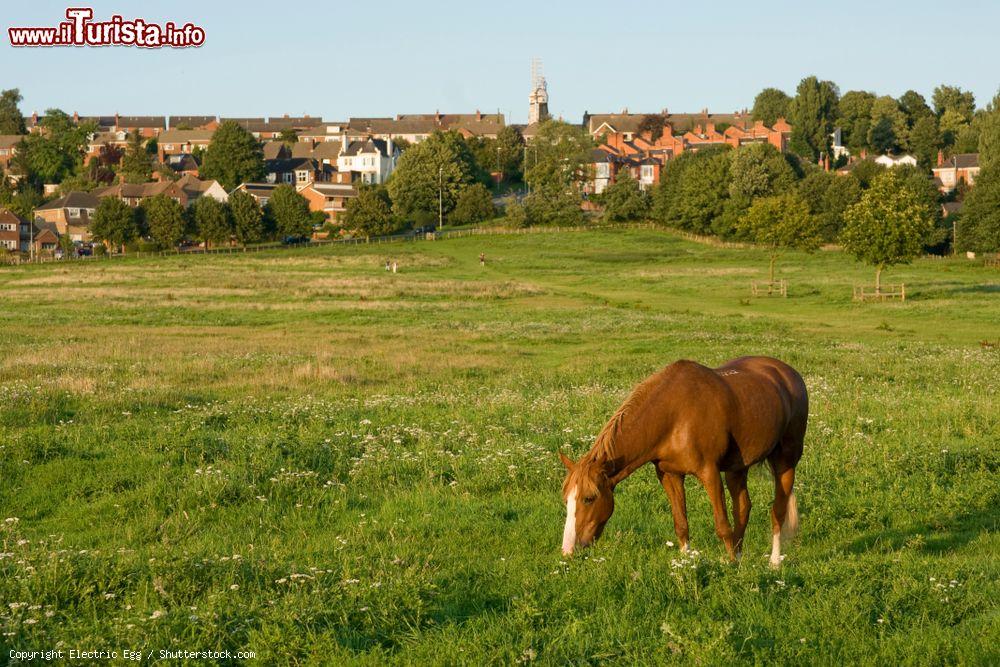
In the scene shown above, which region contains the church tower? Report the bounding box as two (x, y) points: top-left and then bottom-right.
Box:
(528, 58), (549, 125)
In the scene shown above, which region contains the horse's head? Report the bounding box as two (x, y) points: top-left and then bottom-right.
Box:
(559, 451), (615, 556)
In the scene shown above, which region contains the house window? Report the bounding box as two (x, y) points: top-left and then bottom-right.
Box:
(596, 163), (609, 178)
(296, 170), (309, 182)
(641, 165), (654, 180)
(283, 173), (293, 184)
(0, 149), (8, 156)
(164, 144), (173, 151)
(69, 208), (81, 218)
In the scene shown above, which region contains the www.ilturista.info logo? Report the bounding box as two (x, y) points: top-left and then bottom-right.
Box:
(8, 8), (205, 48)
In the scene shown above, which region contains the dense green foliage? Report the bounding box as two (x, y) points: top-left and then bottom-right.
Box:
(119, 131), (153, 184)
(229, 190), (265, 246)
(90, 196), (139, 251)
(343, 185), (396, 236)
(268, 184), (313, 239)
(192, 196), (233, 248)
(737, 192), (822, 282)
(0, 88), (26, 135)
(842, 171), (937, 289)
(0, 229), (996, 664)
(201, 121), (266, 191)
(387, 131), (480, 224)
(751, 88), (792, 126)
(141, 194), (186, 249)
(600, 171), (650, 222)
(450, 183), (496, 226)
(788, 77), (839, 159)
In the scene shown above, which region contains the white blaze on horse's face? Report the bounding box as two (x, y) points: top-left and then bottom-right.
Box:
(562, 486), (577, 556)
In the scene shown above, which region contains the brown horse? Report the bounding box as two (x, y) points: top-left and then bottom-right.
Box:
(560, 356), (807, 567)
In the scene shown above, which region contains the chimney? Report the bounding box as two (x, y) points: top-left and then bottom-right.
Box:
(73, 111), (79, 123)
(31, 111), (38, 126)
(387, 134), (394, 157)
(476, 109), (482, 121)
(435, 109), (441, 123)
(937, 150), (944, 167)
(114, 112), (120, 129)
(340, 131), (349, 156)
(706, 123), (715, 134)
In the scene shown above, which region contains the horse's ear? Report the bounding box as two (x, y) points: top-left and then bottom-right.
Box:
(558, 451), (575, 471)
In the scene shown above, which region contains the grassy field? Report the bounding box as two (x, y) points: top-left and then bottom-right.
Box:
(1, 228), (997, 665)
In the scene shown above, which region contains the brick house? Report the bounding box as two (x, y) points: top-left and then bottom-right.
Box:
(0, 135), (25, 174)
(933, 153), (980, 193)
(113, 115), (166, 137)
(0, 208), (25, 251)
(297, 176), (358, 224)
(33, 191), (100, 241)
(94, 180), (190, 208)
(169, 116), (219, 131)
(348, 111), (504, 143)
(231, 183), (280, 207)
(157, 129), (214, 160)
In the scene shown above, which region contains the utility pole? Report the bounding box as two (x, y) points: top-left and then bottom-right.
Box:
(496, 146), (502, 195)
(438, 165), (443, 232)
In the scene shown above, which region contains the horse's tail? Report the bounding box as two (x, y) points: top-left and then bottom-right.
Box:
(781, 491), (799, 540)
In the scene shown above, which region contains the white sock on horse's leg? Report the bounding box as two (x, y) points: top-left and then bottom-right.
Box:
(769, 532), (781, 568)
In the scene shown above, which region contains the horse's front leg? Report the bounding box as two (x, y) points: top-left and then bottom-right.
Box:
(655, 463), (689, 552)
(698, 466), (737, 561)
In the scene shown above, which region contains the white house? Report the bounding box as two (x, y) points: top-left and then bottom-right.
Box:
(336, 136), (399, 185)
(874, 153), (918, 168)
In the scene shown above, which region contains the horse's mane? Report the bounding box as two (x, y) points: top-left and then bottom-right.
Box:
(588, 374), (658, 463)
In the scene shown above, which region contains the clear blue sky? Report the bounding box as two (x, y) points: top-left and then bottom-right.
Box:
(3, 0), (998, 124)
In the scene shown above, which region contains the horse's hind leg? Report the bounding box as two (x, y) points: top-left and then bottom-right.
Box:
(725, 469), (751, 560)
(655, 464), (689, 552)
(767, 454), (797, 568)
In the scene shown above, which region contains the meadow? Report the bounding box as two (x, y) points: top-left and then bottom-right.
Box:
(0, 228), (997, 665)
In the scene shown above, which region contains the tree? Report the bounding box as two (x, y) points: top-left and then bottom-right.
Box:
(959, 92), (1000, 252)
(192, 196), (232, 248)
(867, 116), (897, 155)
(523, 120), (594, 192)
(796, 169), (862, 242)
(200, 121), (265, 190)
(841, 170), (936, 292)
(91, 197), (138, 252)
(637, 113), (669, 141)
(503, 200), (528, 228)
(342, 185), (396, 236)
(908, 115), (941, 170)
(789, 76), (840, 160)
(932, 85), (975, 121)
(278, 128), (298, 145)
(142, 194), (186, 249)
(738, 192), (821, 283)
(19, 109), (95, 184)
(837, 90), (876, 154)
(752, 88), (792, 126)
(387, 130), (480, 222)
(601, 171), (649, 222)
(0, 89), (26, 135)
(229, 190), (264, 246)
(867, 96), (909, 153)
(268, 184), (312, 238)
(467, 127), (525, 184)
(676, 148), (732, 235)
(898, 90), (934, 129)
(119, 130), (153, 183)
(450, 183), (496, 225)
(728, 142), (798, 201)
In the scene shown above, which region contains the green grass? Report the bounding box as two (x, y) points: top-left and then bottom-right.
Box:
(1, 228), (997, 665)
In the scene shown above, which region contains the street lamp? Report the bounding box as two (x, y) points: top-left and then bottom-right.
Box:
(438, 165), (443, 232)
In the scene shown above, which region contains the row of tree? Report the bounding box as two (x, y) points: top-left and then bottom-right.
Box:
(89, 185), (317, 253)
(752, 79), (984, 169)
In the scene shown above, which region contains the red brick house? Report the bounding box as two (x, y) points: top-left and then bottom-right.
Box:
(0, 208), (25, 252)
(157, 129), (214, 160)
(933, 153), (980, 193)
(297, 176), (357, 224)
(0, 135), (25, 174)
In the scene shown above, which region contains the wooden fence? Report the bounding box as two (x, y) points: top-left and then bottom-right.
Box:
(751, 280), (787, 297)
(853, 284), (906, 302)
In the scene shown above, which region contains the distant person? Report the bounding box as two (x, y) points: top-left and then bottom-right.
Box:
(479, 252), (486, 267)
(392, 261), (398, 274)
(385, 259), (391, 272)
